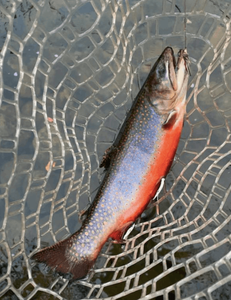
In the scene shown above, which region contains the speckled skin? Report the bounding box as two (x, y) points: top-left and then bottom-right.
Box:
(32, 47), (189, 280)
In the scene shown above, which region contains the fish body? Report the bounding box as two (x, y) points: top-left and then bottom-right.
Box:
(32, 47), (189, 280)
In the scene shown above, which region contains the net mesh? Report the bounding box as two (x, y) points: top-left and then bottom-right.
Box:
(0, 0), (231, 299)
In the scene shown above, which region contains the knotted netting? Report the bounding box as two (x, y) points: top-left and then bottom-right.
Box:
(0, 0), (231, 299)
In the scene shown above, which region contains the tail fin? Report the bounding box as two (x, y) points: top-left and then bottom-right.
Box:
(32, 234), (95, 280)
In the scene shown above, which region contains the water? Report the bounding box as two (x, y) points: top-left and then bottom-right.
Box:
(0, 0), (231, 299)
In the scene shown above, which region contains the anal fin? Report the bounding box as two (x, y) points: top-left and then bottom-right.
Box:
(144, 177), (166, 216)
(110, 221), (133, 243)
(153, 177), (166, 216)
(153, 177), (165, 201)
(123, 223), (135, 240)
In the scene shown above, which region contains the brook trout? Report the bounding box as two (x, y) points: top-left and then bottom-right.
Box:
(32, 47), (189, 280)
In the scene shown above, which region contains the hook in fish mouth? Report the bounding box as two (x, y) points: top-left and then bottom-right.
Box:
(160, 46), (190, 74)
(177, 48), (191, 75)
(154, 46), (190, 94)
(153, 47), (177, 91)
(148, 46), (190, 111)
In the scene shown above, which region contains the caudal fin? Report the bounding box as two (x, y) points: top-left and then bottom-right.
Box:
(32, 234), (95, 280)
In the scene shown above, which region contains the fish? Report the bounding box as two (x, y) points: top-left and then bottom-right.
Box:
(32, 46), (190, 280)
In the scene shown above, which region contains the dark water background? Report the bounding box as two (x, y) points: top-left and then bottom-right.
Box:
(0, 0), (231, 299)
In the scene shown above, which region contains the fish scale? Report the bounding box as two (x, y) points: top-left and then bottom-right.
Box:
(32, 47), (189, 280)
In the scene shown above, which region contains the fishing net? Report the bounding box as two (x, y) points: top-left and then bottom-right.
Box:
(0, 0), (231, 299)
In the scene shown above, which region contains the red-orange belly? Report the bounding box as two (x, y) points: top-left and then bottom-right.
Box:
(115, 116), (183, 230)
(99, 102), (185, 241)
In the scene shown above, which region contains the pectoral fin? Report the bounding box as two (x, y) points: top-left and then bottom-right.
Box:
(123, 223), (135, 240)
(153, 177), (165, 201)
(162, 110), (177, 127)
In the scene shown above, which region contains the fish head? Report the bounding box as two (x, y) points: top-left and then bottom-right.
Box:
(149, 47), (190, 114)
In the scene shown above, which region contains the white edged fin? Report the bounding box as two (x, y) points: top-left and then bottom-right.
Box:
(123, 223), (135, 240)
(153, 177), (165, 201)
(163, 110), (177, 126)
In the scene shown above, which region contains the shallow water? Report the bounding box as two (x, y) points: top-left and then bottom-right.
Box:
(0, 0), (231, 299)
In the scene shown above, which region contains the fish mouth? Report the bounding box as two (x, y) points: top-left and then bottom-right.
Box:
(159, 46), (189, 91)
(161, 46), (189, 71)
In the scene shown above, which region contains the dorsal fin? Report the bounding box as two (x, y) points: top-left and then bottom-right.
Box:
(100, 146), (118, 169)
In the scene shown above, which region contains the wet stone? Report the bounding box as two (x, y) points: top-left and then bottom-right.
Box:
(5, 214), (23, 247)
(0, 152), (15, 185)
(0, 290), (20, 300)
(19, 90), (33, 118)
(39, 1), (69, 34)
(33, 151), (51, 179)
(180, 270), (217, 298)
(211, 280), (231, 300)
(22, 38), (40, 73)
(49, 62), (68, 89)
(3, 88), (15, 101)
(0, 102), (17, 139)
(21, 284), (34, 298)
(18, 130), (35, 159)
(0, 243), (8, 277)
(200, 242), (231, 268)
(35, 70), (46, 99)
(0, 279), (8, 293)
(24, 189), (42, 216)
(20, 118), (34, 129)
(218, 264), (230, 277)
(62, 26), (75, 41)
(8, 173), (30, 203)
(70, 36), (95, 62)
(71, 2), (98, 34)
(3, 51), (19, 89)
(52, 209), (65, 233)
